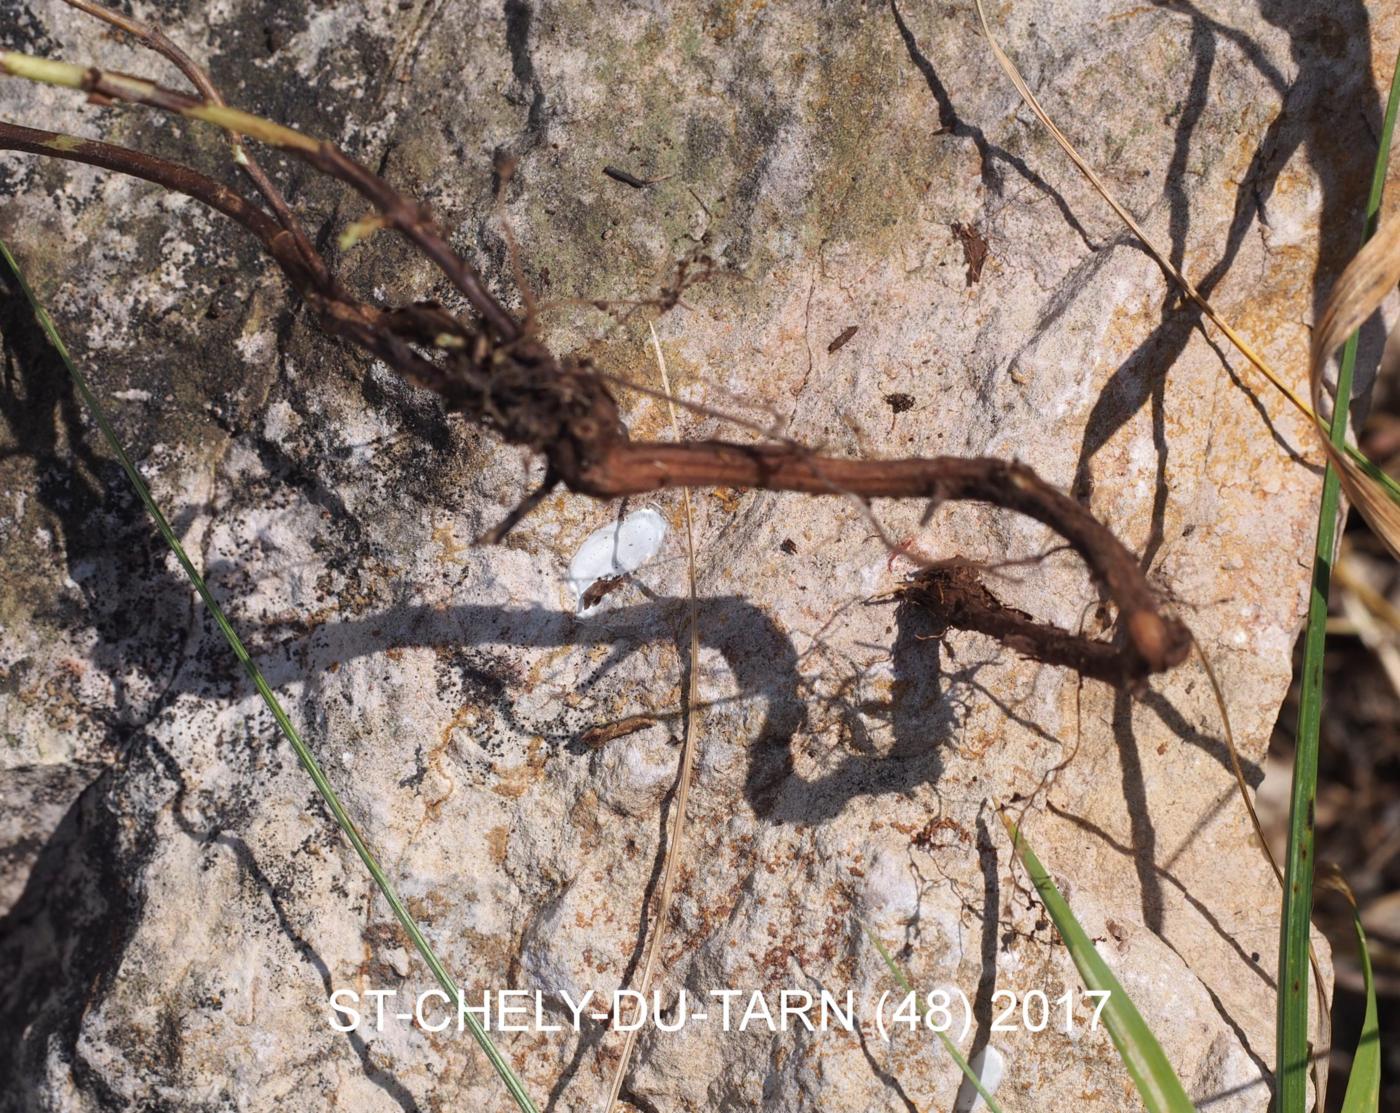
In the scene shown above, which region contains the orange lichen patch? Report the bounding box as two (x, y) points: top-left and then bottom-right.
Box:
(401, 704), (480, 845)
(575, 332), (706, 444)
(958, 726), (998, 761)
(1106, 5), (1171, 22)
(524, 645), (574, 692)
(430, 518), (466, 563)
(705, 0), (768, 43)
(566, 790), (603, 855)
(23, 668), (83, 733)
(402, 893), (443, 926)
(710, 486), (744, 514)
(490, 736), (547, 798)
(485, 824), (510, 865)
(438, 703), (481, 746)
(1212, 285), (1319, 479)
(653, 838), (756, 963)
(1228, 282), (1310, 378)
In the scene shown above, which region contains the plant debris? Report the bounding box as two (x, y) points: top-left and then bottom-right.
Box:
(580, 573), (628, 610)
(951, 221), (989, 286)
(0, 32), (1193, 690)
(603, 165), (648, 189)
(827, 325), (858, 353)
(579, 715), (656, 748)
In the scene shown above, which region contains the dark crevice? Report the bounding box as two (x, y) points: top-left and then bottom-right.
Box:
(890, 0), (1098, 252)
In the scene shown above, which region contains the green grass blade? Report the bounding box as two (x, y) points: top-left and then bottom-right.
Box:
(1000, 815), (1196, 1113)
(862, 922), (1007, 1113)
(1343, 441), (1400, 503)
(1338, 904), (1381, 1113)
(1276, 46), (1400, 1113)
(0, 239), (541, 1113)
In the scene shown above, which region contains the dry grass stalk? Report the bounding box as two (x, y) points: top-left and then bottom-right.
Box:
(603, 325), (703, 1112)
(973, 0), (1400, 557)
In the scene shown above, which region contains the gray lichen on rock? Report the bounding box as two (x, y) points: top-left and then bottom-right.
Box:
(1, 0), (1389, 1109)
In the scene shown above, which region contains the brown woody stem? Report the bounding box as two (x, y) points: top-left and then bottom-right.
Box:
(0, 49), (1192, 689)
(0, 50), (518, 341)
(0, 122), (309, 282)
(58, 0), (324, 282)
(574, 441), (1185, 678)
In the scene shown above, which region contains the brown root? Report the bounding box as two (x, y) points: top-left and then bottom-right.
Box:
(0, 39), (1192, 689)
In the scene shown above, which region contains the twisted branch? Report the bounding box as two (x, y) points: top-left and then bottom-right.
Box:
(0, 44), (1191, 687)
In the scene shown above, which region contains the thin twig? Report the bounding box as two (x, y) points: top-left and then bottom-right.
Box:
(971, 0), (1312, 420)
(60, 0), (322, 280)
(0, 51), (519, 340)
(0, 46), (1191, 688)
(603, 324), (703, 1111)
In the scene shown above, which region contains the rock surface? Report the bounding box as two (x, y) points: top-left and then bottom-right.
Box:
(0, 1), (1393, 1109)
